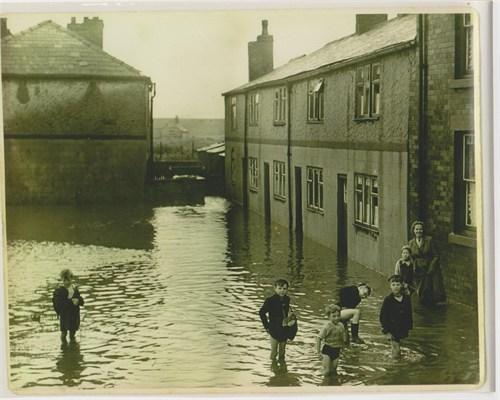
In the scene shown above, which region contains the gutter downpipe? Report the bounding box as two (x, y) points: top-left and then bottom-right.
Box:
(286, 83), (293, 231)
(417, 14), (428, 223)
(148, 82), (156, 182)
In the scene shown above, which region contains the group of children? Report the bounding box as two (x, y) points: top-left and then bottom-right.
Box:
(259, 245), (418, 377)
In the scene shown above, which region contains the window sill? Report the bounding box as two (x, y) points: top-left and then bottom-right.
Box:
(249, 187), (258, 193)
(448, 232), (476, 248)
(353, 222), (379, 238)
(307, 120), (324, 124)
(306, 207), (324, 215)
(273, 121), (286, 126)
(353, 116), (380, 122)
(449, 78), (473, 89)
(273, 195), (287, 202)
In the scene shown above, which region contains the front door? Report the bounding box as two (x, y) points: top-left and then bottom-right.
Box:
(295, 167), (303, 233)
(337, 174), (347, 256)
(264, 162), (271, 223)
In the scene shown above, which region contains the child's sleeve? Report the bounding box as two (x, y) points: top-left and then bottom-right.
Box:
(75, 287), (84, 306)
(258, 298), (270, 331)
(407, 296), (413, 330)
(52, 288), (63, 316)
(318, 323), (328, 340)
(394, 260), (401, 275)
(379, 297), (390, 334)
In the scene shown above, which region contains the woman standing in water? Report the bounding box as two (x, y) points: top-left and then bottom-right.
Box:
(408, 221), (446, 306)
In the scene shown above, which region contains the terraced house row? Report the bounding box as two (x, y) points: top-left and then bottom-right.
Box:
(223, 14), (477, 304)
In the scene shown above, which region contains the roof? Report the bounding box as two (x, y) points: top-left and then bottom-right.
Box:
(197, 142), (225, 154)
(224, 14), (417, 95)
(1, 20), (149, 80)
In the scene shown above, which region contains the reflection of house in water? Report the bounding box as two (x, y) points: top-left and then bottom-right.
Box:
(1, 17), (154, 204)
(223, 15), (477, 303)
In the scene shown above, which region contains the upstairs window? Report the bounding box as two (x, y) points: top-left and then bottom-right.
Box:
(273, 87), (287, 125)
(354, 174), (379, 230)
(307, 79), (324, 122)
(454, 132), (476, 232)
(355, 63), (381, 118)
(455, 14), (473, 78)
(248, 157), (259, 191)
(230, 97), (237, 130)
(248, 93), (259, 126)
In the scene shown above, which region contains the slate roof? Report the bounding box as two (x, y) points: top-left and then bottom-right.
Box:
(1, 20), (149, 79)
(224, 14), (417, 94)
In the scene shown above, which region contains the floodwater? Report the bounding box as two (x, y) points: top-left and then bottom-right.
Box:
(5, 197), (480, 391)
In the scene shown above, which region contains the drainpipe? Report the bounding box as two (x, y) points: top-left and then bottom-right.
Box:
(243, 93), (249, 208)
(286, 83), (293, 231)
(417, 14), (428, 223)
(149, 82), (156, 182)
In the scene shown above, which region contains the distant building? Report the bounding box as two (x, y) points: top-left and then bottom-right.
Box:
(2, 17), (154, 204)
(223, 15), (476, 303)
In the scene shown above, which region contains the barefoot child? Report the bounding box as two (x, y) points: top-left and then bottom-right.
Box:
(259, 279), (296, 362)
(379, 275), (413, 359)
(394, 245), (416, 295)
(317, 304), (348, 376)
(52, 269), (84, 343)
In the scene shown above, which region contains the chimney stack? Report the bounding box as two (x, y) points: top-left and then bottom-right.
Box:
(1, 18), (11, 39)
(355, 14), (388, 35)
(67, 16), (104, 49)
(248, 20), (274, 82)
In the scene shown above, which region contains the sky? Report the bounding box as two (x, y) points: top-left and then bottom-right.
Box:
(3, 9), (365, 119)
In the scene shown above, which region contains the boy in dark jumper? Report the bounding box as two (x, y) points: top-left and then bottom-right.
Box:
(259, 279), (296, 362)
(338, 283), (371, 344)
(52, 269), (85, 343)
(379, 275), (413, 359)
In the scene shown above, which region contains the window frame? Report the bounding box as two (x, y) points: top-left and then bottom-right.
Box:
(273, 160), (287, 200)
(273, 87), (287, 125)
(455, 13), (473, 78)
(248, 157), (259, 192)
(454, 131), (476, 233)
(230, 97), (237, 130)
(307, 78), (325, 123)
(248, 93), (260, 127)
(354, 173), (379, 231)
(306, 166), (324, 212)
(355, 63), (381, 120)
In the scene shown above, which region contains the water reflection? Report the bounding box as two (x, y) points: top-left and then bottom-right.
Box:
(56, 341), (84, 387)
(6, 197), (480, 391)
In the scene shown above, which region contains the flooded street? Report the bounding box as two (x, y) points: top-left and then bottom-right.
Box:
(6, 197), (479, 391)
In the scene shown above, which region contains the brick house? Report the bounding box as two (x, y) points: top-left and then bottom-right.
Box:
(223, 14), (477, 304)
(2, 17), (154, 204)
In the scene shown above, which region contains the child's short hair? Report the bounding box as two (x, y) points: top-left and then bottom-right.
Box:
(401, 245), (412, 254)
(358, 282), (372, 296)
(274, 278), (289, 288)
(60, 269), (74, 280)
(325, 304), (341, 316)
(388, 274), (403, 283)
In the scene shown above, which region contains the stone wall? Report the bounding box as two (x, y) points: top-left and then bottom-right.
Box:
(3, 78), (151, 204)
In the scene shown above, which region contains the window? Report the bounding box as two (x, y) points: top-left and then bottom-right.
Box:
(249, 157), (259, 191)
(230, 97), (237, 129)
(249, 93), (259, 126)
(454, 132), (476, 231)
(355, 63), (381, 118)
(273, 161), (286, 199)
(307, 79), (324, 122)
(354, 174), (379, 229)
(273, 87), (287, 124)
(455, 14), (473, 78)
(306, 167), (324, 212)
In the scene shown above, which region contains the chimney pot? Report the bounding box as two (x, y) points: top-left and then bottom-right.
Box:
(248, 20), (274, 81)
(262, 20), (268, 35)
(355, 14), (388, 35)
(67, 16), (104, 49)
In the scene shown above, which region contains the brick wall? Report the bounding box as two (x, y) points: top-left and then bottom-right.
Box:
(3, 78), (151, 204)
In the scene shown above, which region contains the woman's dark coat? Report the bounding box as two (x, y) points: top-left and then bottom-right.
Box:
(52, 286), (84, 332)
(408, 236), (446, 305)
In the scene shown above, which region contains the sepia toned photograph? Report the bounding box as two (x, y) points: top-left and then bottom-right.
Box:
(0, 3), (487, 394)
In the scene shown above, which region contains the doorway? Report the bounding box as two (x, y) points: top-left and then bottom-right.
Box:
(295, 167), (303, 233)
(264, 162), (271, 223)
(337, 174), (347, 256)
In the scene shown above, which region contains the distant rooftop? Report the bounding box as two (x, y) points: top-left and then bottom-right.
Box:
(224, 14), (417, 95)
(1, 20), (149, 80)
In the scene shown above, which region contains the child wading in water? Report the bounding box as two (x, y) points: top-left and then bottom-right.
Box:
(379, 275), (413, 359)
(52, 269), (84, 343)
(317, 304), (348, 376)
(394, 245), (416, 295)
(259, 279), (297, 363)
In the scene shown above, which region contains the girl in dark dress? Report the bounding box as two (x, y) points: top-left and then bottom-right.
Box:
(52, 269), (84, 343)
(380, 275), (413, 359)
(408, 220), (446, 306)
